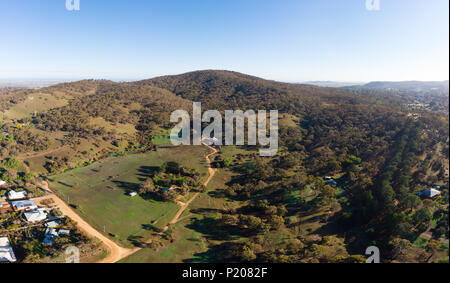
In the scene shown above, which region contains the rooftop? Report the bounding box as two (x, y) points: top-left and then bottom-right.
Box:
(417, 188), (441, 198)
(11, 199), (38, 211)
(24, 208), (48, 222)
(7, 190), (27, 200)
(0, 237), (17, 263)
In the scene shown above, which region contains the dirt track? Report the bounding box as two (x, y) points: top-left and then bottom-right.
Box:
(36, 142), (219, 263)
(167, 142), (218, 226)
(35, 182), (133, 263)
(17, 145), (69, 160)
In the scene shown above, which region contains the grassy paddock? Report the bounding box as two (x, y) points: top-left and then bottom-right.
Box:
(120, 168), (243, 263)
(48, 146), (210, 248)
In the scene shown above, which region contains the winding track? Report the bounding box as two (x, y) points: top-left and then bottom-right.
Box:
(35, 182), (133, 263)
(166, 142), (218, 227)
(36, 142), (218, 263)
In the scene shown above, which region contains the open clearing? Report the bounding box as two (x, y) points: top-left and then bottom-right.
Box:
(3, 92), (68, 120)
(48, 146), (210, 248)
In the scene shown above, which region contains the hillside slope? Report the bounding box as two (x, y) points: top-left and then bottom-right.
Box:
(137, 70), (364, 112)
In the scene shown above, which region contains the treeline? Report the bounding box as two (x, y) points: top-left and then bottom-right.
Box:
(341, 119), (447, 261)
(138, 162), (202, 202)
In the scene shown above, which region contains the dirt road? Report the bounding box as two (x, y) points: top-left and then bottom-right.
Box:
(167, 142), (218, 226)
(35, 181), (134, 263)
(35, 142), (219, 263)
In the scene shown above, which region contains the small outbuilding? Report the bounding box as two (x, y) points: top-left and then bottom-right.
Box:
(58, 229), (71, 236)
(45, 219), (60, 228)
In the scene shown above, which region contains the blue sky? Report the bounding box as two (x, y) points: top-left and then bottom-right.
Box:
(0, 0), (448, 82)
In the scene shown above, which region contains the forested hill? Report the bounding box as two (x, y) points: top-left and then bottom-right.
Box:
(1, 71), (449, 262)
(135, 70), (371, 112)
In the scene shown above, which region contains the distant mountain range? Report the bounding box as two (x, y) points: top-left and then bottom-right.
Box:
(302, 81), (364, 88)
(345, 80), (449, 93)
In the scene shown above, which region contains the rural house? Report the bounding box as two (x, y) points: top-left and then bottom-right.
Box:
(0, 237), (17, 263)
(417, 188), (441, 199)
(24, 208), (48, 223)
(11, 200), (38, 212)
(7, 190), (28, 201)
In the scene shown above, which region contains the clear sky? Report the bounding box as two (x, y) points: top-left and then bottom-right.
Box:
(0, 0), (448, 82)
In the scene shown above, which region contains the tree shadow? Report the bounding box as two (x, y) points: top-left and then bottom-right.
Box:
(127, 235), (148, 248)
(136, 166), (159, 178)
(57, 181), (72, 188)
(112, 180), (140, 195)
(186, 217), (241, 241)
(183, 242), (240, 263)
(142, 224), (164, 234)
(190, 208), (227, 214)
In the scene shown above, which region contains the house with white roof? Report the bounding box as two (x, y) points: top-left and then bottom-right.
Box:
(58, 229), (71, 236)
(0, 180), (7, 187)
(24, 208), (48, 222)
(11, 200), (38, 211)
(0, 237), (17, 263)
(7, 190), (27, 201)
(417, 188), (441, 199)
